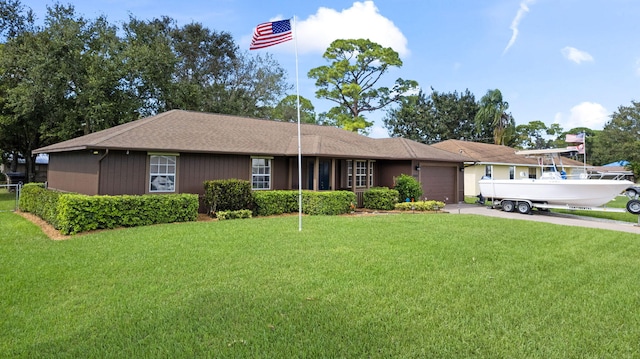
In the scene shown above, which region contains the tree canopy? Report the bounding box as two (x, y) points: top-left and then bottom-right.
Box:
(308, 38), (418, 133)
(475, 89), (516, 145)
(383, 88), (481, 144)
(270, 95), (317, 124)
(0, 1), (292, 181)
(592, 101), (640, 176)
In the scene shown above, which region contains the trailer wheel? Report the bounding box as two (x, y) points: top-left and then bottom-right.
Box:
(517, 201), (531, 214)
(626, 199), (640, 215)
(501, 200), (515, 212)
(626, 187), (640, 200)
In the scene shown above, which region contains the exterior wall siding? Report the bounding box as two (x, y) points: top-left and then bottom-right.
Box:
(47, 151), (101, 195)
(179, 153), (250, 195)
(376, 160), (413, 189)
(99, 151), (147, 195)
(272, 157), (289, 190)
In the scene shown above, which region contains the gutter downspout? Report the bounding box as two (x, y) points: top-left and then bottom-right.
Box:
(97, 149), (109, 195)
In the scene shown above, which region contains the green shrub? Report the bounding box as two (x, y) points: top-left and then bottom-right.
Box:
(363, 187), (399, 210)
(394, 200), (445, 211)
(216, 209), (252, 220)
(395, 174), (423, 202)
(302, 191), (355, 215)
(253, 190), (299, 216)
(55, 193), (198, 235)
(18, 183), (62, 228)
(253, 190), (355, 216)
(203, 179), (253, 214)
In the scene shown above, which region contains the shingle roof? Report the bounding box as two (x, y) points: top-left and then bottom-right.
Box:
(34, 110), (471, 162)
(432, 139), (586, 166)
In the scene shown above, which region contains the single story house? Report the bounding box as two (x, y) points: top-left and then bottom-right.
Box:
(33, 110), (472, 208)
(432, 139), (587, 197)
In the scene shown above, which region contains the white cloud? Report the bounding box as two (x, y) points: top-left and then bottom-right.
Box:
(561, 46), (594, 64)
(554, 102), (609, 130)
(503, 0), (536, 54)
(293, 1), (409, 57)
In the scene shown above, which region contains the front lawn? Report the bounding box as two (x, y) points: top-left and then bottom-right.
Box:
(1, 209), (639, 358)
(0, 187), (18, 211)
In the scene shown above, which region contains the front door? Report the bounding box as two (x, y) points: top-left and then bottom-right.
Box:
(319, 159), (330, 190)
(307, 159), (332, 190)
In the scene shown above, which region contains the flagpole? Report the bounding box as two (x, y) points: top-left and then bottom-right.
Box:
(293, 15), (302, 232)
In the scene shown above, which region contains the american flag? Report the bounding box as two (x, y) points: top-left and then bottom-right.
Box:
(565, 133), (585, 143)
(249, 19), (293, 50)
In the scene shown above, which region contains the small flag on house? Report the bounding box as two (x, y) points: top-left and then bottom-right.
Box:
(249, 19), (293, 50)
(565, 133), (585, 143)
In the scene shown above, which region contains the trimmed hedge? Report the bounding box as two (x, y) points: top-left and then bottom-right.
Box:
(253, 190), (299, 216)
(394, 200), (446, 211)
(203, 179), (253, 214)
(19, 183), (62, 228)
(19, 184), (198, 235)
(253, 190), (355, 216)
(303, 191), (356, 215)
(363, 187), (399, 210)
(56, 194), (198, 234)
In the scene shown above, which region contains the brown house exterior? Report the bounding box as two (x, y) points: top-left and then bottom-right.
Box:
(34, 110), (471, 207)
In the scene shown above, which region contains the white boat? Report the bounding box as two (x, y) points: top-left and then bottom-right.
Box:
(479, 148), (634, 208)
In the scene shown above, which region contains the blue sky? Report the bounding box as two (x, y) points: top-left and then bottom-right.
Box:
(26, 0), (640, 138)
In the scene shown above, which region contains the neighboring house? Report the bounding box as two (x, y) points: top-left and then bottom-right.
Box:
(432, 139), (587, 197)
(33, 110), (471, 208)
(0, 153), (49, 184)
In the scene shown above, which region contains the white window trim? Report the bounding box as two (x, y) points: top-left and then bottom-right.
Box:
(347, 160), (374, 188)
(149, 154), (177, 193)
(251, 157), (272, 190)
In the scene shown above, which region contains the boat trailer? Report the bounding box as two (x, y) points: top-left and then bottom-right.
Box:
(487, 186), (640, 218)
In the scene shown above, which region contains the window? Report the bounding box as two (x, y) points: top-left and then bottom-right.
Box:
(509, 166), (515, 180)
(347, 160), (371, 188)
(149, 155), (176, 192)
(528, 167), (537, 179)
(252, 158), (271, 190)
(355, 161), (367, 187)
(485, 165), (492, 179)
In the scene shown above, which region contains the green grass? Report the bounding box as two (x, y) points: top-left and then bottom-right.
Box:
(0, 188), (19, 211)
(2, 206), (640, 358)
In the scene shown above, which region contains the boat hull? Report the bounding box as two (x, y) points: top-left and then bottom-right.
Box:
(479, 178), (634, 207)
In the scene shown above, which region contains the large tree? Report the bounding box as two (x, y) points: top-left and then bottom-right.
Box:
(308, 38), (418, 133)
(0, 4), (142, 181)
(513, 120), (566, 149)
(591, 101), (640, 175)
(475, 89), (515, 145)
(270, 94), (317, 124)
(0, 2), (295, 182)
(383, 88), (481, 144)
(121, 16), (177, 117)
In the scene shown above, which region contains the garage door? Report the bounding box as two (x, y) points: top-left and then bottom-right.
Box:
(420, 165), (456, 203)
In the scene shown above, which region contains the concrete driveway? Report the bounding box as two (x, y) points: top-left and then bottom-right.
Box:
(447, 203), (640, 235)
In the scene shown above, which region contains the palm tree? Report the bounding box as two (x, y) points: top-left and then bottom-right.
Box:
(475, 89), (515, 145)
